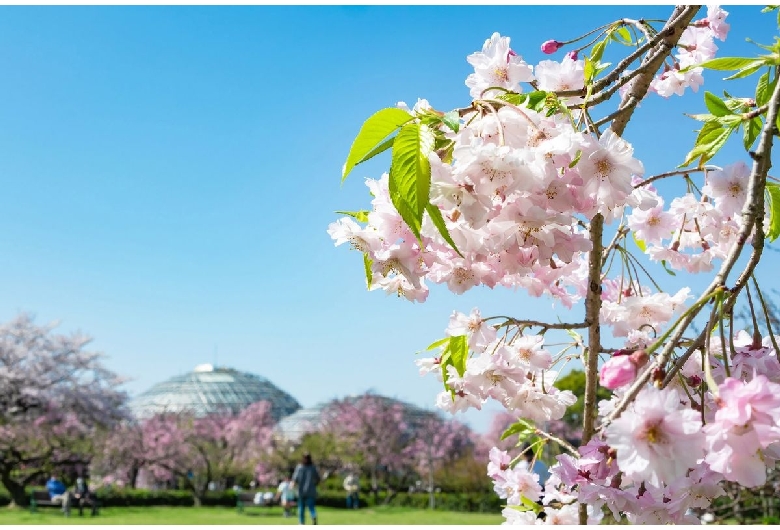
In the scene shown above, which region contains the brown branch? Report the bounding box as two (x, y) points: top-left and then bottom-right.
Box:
(609, 6), (701, 135)
(577, 8), (700, 524)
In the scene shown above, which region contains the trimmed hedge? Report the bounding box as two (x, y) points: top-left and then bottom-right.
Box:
(0, 487), (501, 513)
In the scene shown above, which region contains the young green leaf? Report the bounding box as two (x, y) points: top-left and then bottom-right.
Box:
(661, 260), (677, 276)
(756, 71), (777, 107)
(681, 120), (738, 167)
(766, 182), (780, 241)
(388, 123), (436, 239)
(442, 111), (460, 133)
(500, 419), (535, 441)
(723, 60), (766, 80)
(447, 335), (469, 377)
(426, 337), (451, 351)
(633, 232), (648, 253)
(334, 210), (371, 223)
(611, 26), (633, 45)
(363, 253), (373, 289)
(343, 108), (414, 182)
(704, 91), (732, 117)
(426, 203), (464, 258)
(591, 39), (607, 64)
(695, 57), (764, 72)
(356, 137), (395, 167)
(744, 117), (763, 151)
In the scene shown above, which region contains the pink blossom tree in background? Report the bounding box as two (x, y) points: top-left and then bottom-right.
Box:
(321, 394), (412, 502)
(94, 401), (276, 505)
(330, 5), (780, 524)
(0, 314), (128, 506)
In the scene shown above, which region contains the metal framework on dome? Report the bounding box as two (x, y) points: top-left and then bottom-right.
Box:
(129, 364), (301, 421)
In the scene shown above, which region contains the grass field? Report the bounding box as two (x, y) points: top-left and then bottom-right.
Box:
(1, 505), (503, 525)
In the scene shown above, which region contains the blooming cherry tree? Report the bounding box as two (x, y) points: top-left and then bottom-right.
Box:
(330, 5), (780, 524)
(0, 314), (128, 506)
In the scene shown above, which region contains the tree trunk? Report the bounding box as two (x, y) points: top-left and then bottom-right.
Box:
(129, 464), (140, 489)
(1, 473), (29, 507)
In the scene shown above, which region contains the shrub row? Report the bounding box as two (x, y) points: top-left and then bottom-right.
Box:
(0, 487), (502, 513)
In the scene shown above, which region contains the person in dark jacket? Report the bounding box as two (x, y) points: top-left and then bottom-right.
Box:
(291, 453), (320, 525)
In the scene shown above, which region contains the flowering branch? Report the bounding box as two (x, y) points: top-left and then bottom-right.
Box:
(605, 60), (780, 427)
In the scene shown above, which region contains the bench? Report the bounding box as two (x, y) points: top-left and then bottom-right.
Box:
(29, 490), (100, 516)
(29, 490), (66, 515)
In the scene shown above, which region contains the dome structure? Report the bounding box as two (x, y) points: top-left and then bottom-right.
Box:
(275, 393), (438, 442)
(129, 364), (301, 421)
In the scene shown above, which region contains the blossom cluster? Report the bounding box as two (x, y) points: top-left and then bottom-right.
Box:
(627, 161), (764, 275)
(416, 308), (576, 422)
(649, 5), (730, 98)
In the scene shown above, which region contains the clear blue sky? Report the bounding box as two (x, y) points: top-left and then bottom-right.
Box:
(0, 5), (777, 433)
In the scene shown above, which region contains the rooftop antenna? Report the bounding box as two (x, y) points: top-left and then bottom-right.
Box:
(214, 344), (218, 369)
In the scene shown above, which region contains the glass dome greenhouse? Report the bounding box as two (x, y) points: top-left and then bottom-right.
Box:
(129, 363), (301, 421)
(274, 393), (438, 441)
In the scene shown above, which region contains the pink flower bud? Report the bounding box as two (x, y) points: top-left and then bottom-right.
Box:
(599, 355), (637, 389)
(629, 349), (649, 368)
(541, 40), (562, 54)
(566, 50), (578, 61)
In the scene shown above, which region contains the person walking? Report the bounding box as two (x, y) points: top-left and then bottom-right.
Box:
(291, 453), (320, 525)
(343, 472), (360, 509)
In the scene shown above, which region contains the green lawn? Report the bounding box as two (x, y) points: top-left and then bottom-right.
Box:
(1, 505), (503, 525)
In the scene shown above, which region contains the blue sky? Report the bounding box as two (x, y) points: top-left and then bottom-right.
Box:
(0, 5), (777, 433)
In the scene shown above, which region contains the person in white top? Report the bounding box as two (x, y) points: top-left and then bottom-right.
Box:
(343, 472), (360, 509)
(275, 476), (296, 518)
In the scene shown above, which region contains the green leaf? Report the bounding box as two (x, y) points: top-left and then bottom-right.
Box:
(447, 335), (469, 377)
(744, 117), (762, 151)
(436, 335), (468, 396)
(704, 91), (732, 117)
(695, 57), (764, 72)
(584, 56), (594, 85)
(756, 71), (777, 107)
(356, 136), (395, 167)
(661, 260), (677, 276)
(500, 419), (534, 441)
(519, 495), (543, 514)
(426, 203), (463, 258)
(611, 26), (633, 45)
(591, 39), (607, 64)
(685, 113), (717, 122)
(442, 111), (460, 133)
(633, 232), (647, 253)
(426, 337), (451, 351)
(681, 120), (737, 167)
(363, 253), (373, 289)
(496, 90), (548, 111)
(388, 123), (436, 239)
(766, 182), (780, 241)
(723, 61), (766, 81)
(568, 149), (582, 168)
(342, 108), (414, 182)
(334, 210), (370, 223)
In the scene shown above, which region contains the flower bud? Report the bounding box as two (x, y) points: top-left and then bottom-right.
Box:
(599, 355), (636, 389)
(652, 367), (666, 387)
(687, 375), (702, 388)
(566, 50), (578, 61)
(540, 40), (562, 54)
(629, 349), (649, 368)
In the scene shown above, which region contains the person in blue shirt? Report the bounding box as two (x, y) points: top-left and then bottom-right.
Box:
(45, 475), (71, 515)
(291, 454), (320, 525)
